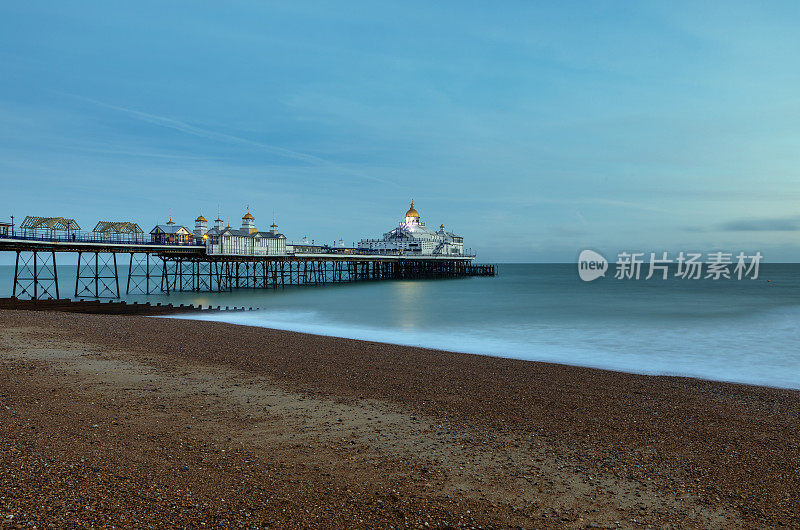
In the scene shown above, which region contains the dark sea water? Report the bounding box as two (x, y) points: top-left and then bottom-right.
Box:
(2, 263), (800, 389)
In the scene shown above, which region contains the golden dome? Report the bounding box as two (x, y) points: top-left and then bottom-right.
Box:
(405, 201), (420, 218)
(243, 212), (254, 220)
(195, 214), (207, 222)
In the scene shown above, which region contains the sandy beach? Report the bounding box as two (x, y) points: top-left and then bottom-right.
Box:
(1, 309), (798, 528)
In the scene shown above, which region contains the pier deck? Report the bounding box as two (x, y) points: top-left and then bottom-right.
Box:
(0, 236), (495, 299)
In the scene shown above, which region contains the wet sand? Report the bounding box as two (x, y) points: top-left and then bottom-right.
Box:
(1, 309), (798, 528)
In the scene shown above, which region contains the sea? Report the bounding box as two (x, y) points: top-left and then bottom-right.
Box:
(2, 263), (800, 390)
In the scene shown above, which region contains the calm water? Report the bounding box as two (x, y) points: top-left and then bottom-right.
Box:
(2, 263), (800, 389)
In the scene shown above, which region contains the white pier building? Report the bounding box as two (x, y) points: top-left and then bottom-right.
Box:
(199, 212), (287, 256)
(358, 202), (464, 256)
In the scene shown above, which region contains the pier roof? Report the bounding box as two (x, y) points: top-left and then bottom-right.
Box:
(20, 216), (81, 231)
(93, 221), (144, 234)
(207, 226), (285, 239)
(151, 224), (192, 235)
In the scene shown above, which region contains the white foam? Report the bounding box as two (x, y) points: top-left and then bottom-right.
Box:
(173, 305), (800, 390)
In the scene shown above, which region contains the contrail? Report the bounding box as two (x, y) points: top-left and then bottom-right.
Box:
(61, 92), (397, 187)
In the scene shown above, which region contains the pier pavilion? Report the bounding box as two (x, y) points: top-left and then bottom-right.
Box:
(359, 202), (465, 256)
(202, 212), (287, 256)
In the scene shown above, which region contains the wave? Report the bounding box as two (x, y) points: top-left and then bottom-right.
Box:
(172, 305), (800, 391)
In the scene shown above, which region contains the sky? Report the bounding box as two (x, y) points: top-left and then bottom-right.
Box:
(1, 1), (800, 262)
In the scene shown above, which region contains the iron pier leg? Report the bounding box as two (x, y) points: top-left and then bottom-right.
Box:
(52, 251), (59, 299)
(33, 250), (38, 300)
(94, 252), (99, 298)
(161, 258), (170, 295)
(75, 252), (81, 297)
(12, 250), (19, 298)
(113, 253), (119, 298)
(178, 259), (183, 292)
(127, 253), (133, 295)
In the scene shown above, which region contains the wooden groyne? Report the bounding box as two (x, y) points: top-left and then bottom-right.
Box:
(0, 298), (257, 316)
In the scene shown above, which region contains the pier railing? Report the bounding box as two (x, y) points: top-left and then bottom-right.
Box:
(301, 247), (477, 258)
(0, 232), (201, 247)
(0, 232), (477, 257)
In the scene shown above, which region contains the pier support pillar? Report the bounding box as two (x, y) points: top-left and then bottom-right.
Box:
(12, 250), (59, 300)
(127, 253), (152, 295)
(76, 251), (119, 298)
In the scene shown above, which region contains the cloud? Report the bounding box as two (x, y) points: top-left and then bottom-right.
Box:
(719, 216), (800, 231)
(549, 224), (586, 237)
(60, 93), (398, 187)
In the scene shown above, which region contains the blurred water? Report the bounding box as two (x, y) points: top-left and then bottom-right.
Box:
(2, 263), (800, 389)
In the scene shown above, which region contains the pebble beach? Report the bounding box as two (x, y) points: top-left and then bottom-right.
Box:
(1, 309), (798, 528)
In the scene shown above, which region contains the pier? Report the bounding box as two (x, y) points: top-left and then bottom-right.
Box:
(0, 234), (495, 300)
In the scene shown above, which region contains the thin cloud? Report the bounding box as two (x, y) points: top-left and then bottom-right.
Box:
(60, 93), (398, 187)
(449, 195), (674, 215)
(549, 224), (586, 236)
(719, 216), (800, 231)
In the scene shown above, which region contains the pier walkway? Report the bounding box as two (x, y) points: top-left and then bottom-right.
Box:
(0, 235), (495, 299)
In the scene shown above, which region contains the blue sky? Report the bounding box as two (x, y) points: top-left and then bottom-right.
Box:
(1, 1), (800, 262)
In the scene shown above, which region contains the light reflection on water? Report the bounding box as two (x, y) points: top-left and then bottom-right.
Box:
(393, 281), (425, 329)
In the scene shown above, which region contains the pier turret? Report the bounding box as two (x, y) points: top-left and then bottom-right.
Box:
(404, 201), (420, 227)
(194, 214), (208, 241)
(242, 211), (256, 234)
